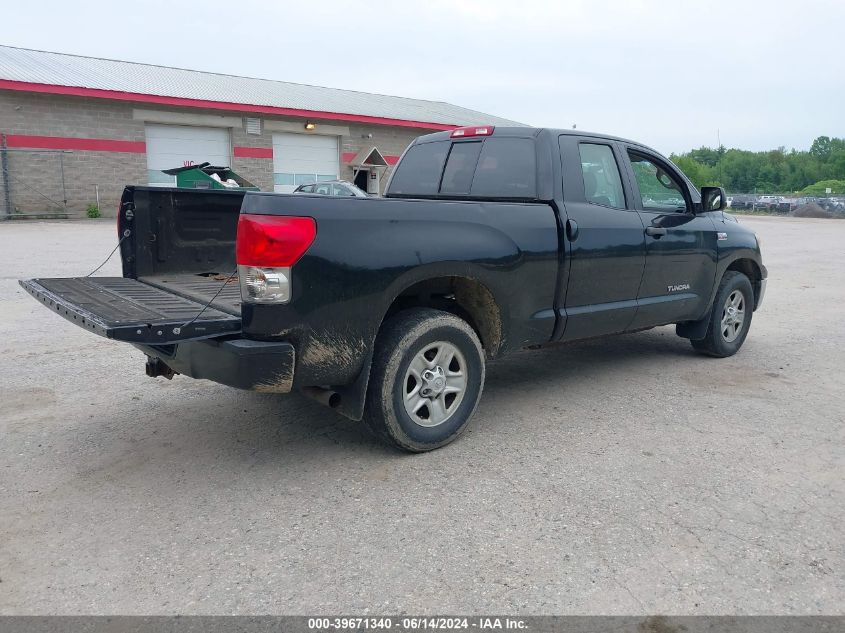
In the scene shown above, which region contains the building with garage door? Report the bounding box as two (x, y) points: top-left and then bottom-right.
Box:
(0, 45), (521, 218)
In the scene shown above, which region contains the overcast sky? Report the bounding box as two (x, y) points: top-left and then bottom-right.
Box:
(4, 0), (843, 155)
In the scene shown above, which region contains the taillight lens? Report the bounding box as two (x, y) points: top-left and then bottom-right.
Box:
(236, 215), (316, 304)
(236, 215), (316, 267)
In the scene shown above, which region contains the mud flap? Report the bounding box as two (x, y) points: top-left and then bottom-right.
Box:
(676, 317), (709, 341)
(331, 349), (374, 421)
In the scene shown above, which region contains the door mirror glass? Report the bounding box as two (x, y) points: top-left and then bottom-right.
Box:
(701, 186), (727, 212)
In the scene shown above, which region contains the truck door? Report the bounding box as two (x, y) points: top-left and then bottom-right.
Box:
(557, 135), (647, 341)
(620, 147), (718, 328)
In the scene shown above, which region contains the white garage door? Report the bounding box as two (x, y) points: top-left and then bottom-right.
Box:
(145, 124), (231, 186)
(273, 133), (339, 193)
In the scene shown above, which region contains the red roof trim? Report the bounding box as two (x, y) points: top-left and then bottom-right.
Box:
(2, 136), (402, 162)
(5, 134), (145, 153)
(233, 146), (273, 159)
(0, 79), (459, 131)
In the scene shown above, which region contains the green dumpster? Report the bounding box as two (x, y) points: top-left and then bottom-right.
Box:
(162, 162), (259, 191)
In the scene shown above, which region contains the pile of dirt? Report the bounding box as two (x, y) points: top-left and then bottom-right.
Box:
(791, 203), (834, 218)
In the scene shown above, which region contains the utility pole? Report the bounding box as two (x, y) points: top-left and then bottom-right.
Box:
(717, 128), (723, 185)
(1, 134), (12, 220)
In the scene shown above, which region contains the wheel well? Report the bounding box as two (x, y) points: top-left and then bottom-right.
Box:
(383, 277), (503, 358)
(726, 258), (763, 305)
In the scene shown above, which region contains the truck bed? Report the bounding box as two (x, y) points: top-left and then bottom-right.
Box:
(110, 186), (245, 322)
(138, 273), (241, 316)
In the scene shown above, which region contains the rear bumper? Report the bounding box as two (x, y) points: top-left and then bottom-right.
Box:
(137, 338), (295, 393)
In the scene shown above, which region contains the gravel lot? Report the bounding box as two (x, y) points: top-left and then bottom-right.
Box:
(0, 216), (842, 615)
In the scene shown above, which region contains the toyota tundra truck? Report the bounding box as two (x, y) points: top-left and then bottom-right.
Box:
(20, 126), (767, 452)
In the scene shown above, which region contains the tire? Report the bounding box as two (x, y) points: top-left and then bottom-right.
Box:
(364, 308), (485, 452)
(691, 271), (754, 357)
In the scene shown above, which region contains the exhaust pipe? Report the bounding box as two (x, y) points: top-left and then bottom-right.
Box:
(301, 386), (341, 409)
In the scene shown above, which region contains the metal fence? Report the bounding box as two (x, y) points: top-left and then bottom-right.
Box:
(727, 193), (845, 215)
(1, 135), (71, 220)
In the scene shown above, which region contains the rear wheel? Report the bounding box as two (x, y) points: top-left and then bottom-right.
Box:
(364, 308), (485, 452)
(691, 271), (754, 357)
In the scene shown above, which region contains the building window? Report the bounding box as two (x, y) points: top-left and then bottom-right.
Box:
(274, 173), (337, 186)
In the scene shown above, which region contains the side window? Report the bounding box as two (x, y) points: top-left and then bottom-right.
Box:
(314, 183), (332, 195)
(628, 151), (688, 212)
(578, 143), (626, 209)
(440, 141), (483, 194)
(300, 184), (315, 193)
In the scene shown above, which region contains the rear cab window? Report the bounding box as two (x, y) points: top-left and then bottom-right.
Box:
(387, 135), (537, 199)
(472, 138), (536, 197)
(440, 142), (483, 194)
(388, 141), (449, 196)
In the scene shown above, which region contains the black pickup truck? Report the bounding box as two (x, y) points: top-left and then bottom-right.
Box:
(21, 126), (767, 452)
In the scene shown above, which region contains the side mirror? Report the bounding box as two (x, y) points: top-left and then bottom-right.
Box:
(701, 186), (727, 212)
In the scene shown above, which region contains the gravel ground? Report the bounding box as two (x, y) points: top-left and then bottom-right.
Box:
(0, 216), (842, 614)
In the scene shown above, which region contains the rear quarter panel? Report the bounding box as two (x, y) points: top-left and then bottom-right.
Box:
(240, 193), (559, 387)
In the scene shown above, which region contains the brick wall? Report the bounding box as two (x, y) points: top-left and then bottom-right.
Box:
(0, 90), (434, 217)
(0, 92), (147, 217)
(230, 122), (274, 192)
(1, 147), (147, 217)
(340, 123), (422, 188)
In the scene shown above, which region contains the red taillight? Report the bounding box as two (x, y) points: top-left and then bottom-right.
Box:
(450, 125), (494, 138)
(236, 215), (316, 267)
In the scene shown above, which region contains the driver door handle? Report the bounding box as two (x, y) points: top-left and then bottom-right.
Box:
(646, 227), (667, 238)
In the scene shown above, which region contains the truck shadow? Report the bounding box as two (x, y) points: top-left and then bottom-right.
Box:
(178, 326), (694, 454)
(53, 326), (702, 481)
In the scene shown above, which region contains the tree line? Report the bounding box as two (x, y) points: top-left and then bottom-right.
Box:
(669, 136), (845, 195)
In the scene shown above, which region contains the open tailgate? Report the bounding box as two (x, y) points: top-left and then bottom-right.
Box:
(20, 277), (241, 344)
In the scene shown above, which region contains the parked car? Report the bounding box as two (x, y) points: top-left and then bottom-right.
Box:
(729, 195), (750, 210)
(753, 195), (779, 211)
(817, 197), (845, 213)
(293, 180), (367, 197)
(21, 126), (766, 452)
(777, 198), (802, 214)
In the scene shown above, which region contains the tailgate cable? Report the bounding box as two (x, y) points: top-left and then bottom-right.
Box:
(86, 229), (131, 277)
(84, 227), (238, 337)
(173, 269), (238, 335)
